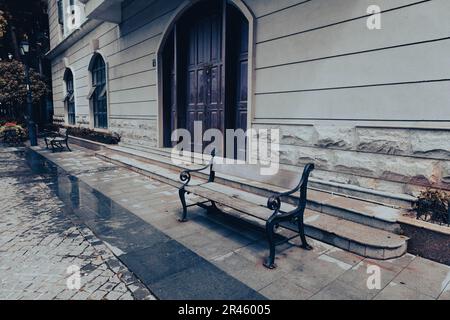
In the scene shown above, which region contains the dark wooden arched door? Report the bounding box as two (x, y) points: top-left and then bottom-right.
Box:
(163, 0), (248, 158)
(177, 1), (225, 151)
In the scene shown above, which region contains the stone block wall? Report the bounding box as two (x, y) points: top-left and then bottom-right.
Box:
(110, 118), (157, 147)
(254, 123), (450, 196)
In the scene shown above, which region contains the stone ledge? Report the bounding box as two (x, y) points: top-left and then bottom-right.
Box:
(68, 135), (108, 151)
(398, 214), (450, 236)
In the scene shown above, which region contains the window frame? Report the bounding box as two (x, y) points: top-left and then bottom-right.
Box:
(64, 68), (76, 125)
(57, 0), (64, 25)
(89, 55), (108, 129)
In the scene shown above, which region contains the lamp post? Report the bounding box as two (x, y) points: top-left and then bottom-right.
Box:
(20, 40), (37, 146)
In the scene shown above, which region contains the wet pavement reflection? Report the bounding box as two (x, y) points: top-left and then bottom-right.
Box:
(24, 149), (265, 300)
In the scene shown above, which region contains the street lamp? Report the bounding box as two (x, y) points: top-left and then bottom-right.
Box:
(20, 39), (37, 146)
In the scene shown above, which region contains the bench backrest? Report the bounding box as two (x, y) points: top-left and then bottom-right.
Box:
(59, 128), (68, 137)
(213, 163), (306, 191)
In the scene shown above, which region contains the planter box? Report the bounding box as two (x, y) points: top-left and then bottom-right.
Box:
(399, 215), (450, 265)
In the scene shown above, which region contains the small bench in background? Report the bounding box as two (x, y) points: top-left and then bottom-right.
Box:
(44, 128), (71, 152)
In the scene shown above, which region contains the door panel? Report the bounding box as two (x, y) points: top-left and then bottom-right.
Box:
(184, 4), (224, 151)
(164, 1), (248, 155)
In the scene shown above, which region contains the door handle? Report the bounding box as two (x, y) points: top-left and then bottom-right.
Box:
(204, 64), (212, 75)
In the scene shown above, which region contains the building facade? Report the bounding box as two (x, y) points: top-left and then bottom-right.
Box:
(46, 0), (450, 197)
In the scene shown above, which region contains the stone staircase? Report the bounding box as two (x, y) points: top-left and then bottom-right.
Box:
(95, 143), (412, 260)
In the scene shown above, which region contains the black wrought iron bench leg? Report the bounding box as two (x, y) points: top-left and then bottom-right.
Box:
(263, 217), (277, 269)
(178, 188), (188, 222)
(298, 214), (313, 250)
(65, 140), (71, 152)
(208, 201), (219, 213)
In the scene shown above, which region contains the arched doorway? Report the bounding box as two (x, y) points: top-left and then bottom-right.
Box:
(161, 0), (250, 158)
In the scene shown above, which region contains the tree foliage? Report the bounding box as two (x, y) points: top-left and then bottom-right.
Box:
(0, 60), (48, 107)
(0, 10), (6, 38)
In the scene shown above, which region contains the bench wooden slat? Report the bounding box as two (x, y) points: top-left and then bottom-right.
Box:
(199, 182), (296, 211)
(186, 185), (273, 221)
(213, 163), (303, 190)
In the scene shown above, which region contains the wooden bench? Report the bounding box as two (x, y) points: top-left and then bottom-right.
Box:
(44, 128), (71, 152)
(178, 150), (315, 269)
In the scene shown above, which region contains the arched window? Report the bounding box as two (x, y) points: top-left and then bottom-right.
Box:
(64, 69), (75, 125)
(88, 54), (108, 129)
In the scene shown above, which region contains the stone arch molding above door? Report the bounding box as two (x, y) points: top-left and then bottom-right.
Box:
(156, 0), (255, 56)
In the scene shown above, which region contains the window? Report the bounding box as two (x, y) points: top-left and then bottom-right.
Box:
(90, 55), (108, 129)
(69, 0), (76, 26)
(57, 0), (64, 34)
(64, 69), (75, 125)
(57, 0), (64, 25)
(58, 0), (84, 38)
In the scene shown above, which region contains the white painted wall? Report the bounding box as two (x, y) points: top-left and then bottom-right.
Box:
(47, 0), (450, 194)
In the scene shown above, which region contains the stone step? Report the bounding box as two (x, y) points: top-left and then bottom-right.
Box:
(219, 206), (408, 260)
(119, 143), (417, 209)
(96, 149), (408, 260)
(307, 179), (416, 209)
(100, 145), (405, 233)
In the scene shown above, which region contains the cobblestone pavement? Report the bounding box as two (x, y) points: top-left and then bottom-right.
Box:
(0, 146), (155, 300)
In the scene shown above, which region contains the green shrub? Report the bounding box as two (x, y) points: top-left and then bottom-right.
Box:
(414, 189), (449, 225)
(0, 122), (26, 139)
(66, 126), (121, 145)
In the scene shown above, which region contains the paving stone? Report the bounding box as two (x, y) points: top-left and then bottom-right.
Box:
(285, 253), (352, 294)
(374, 282), (434, 300)
(70, 290), (91, 300)
(104, 290), (124, 300)
(150, 262), (265, 300)
(213, 252), (285, 291)
(132, 287), (155, 300)
(259, 277), (314, 300)
(119, 240), (204, 286)
(119, 292), (134, 300)
(325, 247), (365, 267)
(88, 290), (108, 300)
(113, 282), (128, 293)
(438, 283), (450, 300)
(310, 280), (372, 300)
(178, 229), (253, 261)
(98, 281), (117, 292)
(55, 289), (78, 300)
(335, 258), (404, 298)
(392, 257), (450, 299)
(33, 292), (51, 300)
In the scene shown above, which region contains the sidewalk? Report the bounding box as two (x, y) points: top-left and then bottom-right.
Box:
(3, 143), (450, 300)
(0, 146), (154, 300)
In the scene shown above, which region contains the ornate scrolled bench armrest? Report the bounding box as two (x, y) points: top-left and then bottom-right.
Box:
(178, 150), (216, 222)
(266, 163), (315, 212)
(179, 149), (216, 188)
